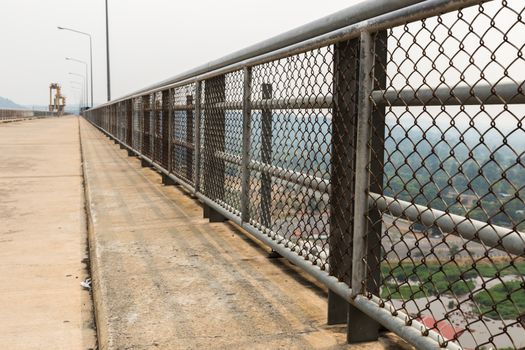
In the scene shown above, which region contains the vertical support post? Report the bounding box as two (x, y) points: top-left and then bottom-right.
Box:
(127, 99), (133, 147)
(155, 94), (161, 163)
(241, 67), (252, 223)
(142, 94), (151, 158)
(348, 30), (382, 343)
(119, 102), (122, 140)
(167, 89), (174, 173)
(194, 81), (202, 193)
(203, 75), (226, 222)
(352, 31), (374, 298)
(117, 102), (121, 140)
(367, 29), (387, 303)
(260, 83), (273, 229)
(153, 95), (157, 160)
(186, 94), (194, 180)
(203, 75), (226, 200)
(162, 90), (171, 169)
(120, 102), (124, 140)
(328, 37), (360, 326)
(112, 104), (116, 137)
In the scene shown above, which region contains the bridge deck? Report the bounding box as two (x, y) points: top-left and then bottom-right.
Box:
(0, 117), (95, 349)
(80, 119), (407, 350)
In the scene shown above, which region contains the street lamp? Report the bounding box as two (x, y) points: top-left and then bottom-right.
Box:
(57, 26), (93, 107)
(69, 72), (87, 110)
(66, 57), (88, 110)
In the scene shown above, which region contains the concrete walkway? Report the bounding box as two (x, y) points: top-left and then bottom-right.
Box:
(80, 119), (407, 350)
(0, 117), (96, 349)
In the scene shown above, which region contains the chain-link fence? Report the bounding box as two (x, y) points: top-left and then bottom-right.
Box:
(83, 1), (525, 348)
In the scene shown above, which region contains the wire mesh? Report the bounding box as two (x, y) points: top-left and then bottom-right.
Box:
(141, 94), (153, 159)
(171, 83), (197, 185)
(249, 47), (333, 270)
(365, 2), (525, 349)
(201, 70), (244, 209)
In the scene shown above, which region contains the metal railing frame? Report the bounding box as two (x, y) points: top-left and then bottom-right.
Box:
(81, 0), (523, 349)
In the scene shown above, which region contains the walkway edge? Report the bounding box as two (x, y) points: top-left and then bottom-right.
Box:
(79, 117), (109, 350)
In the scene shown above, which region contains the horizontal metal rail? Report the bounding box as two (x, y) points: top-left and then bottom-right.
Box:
(372, 193), (525, 257)
(93, 0), (428, 106)
(88, 0), (481, 107)
(372, 82), (525, 106)
(198, 80), (525, 111)
(215, 151), (330, 193)
(218, 150), (525, 257)
(214, 96), (333, 110)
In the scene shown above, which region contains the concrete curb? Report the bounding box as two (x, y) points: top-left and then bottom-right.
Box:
(78, 118), (110, 350)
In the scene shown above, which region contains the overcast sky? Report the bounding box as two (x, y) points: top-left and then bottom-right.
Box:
(0, 0), (361, 107)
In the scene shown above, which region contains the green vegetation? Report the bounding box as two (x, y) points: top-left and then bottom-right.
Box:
(381, 262), (476, 299)
(381, 122), (525, 231)
(473, 281), (525, 319)
(474, 262), (525, 278)
(381, 280), (475, 299)
(381, 260), (525, 282)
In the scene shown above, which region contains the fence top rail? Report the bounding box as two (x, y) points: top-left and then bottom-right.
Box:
(89, 0), (429, 110)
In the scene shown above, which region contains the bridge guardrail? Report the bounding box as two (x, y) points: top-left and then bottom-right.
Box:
(83, 0), (525, 348)
(0, 109), (57, 121)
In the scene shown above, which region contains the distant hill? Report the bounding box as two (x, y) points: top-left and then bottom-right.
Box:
(0, 96), (23, 109)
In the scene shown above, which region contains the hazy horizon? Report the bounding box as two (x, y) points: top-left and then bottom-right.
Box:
(0, 0), (360, 107)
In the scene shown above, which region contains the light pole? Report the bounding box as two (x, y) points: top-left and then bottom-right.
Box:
(66, 57), (88, 110)
(69, 72), (87, 110)
(105, 0), (111, 101)
(57, 26), (93, 107)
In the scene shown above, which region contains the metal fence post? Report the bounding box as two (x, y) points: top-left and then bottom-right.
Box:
(162, 90), (171, 169)
(241, 67), (252, 223)
(186, 94), (194, 181)
(161, 89), (176, 185)
(113, 105), (117, 140)
(127, 99), (134, 156)
(348, 30), (385, 343)
(167, 89), (174, 173)
(203, 75), (227, 222)
(260, 83), (273, 229)
(142, 94), (151, 166)
(328, 38), (360, 326)
(119, 102), (126, 148)
(194, 81), (202, 193)
(365, 29), (387, 313)
(153, 94), (159, 163)
(127, 99), (133, 147)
